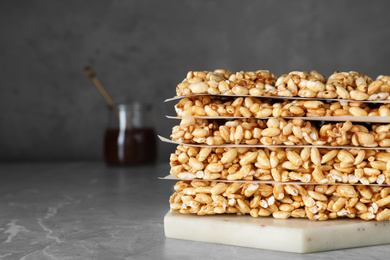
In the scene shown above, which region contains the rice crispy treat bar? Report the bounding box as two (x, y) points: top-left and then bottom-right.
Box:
(176, 70), (276, 97)
(175, 96), (390, 118)
(170, 145), (390, 185)
(171, 118), (390, 147)
(176, 70), (390, 101)
(170, 180), (390, 221)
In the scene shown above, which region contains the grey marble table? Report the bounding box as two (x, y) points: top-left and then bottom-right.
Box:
(0, 162), (389, 260)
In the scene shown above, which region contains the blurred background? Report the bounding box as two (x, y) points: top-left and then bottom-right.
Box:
(0, 0), (389, 163)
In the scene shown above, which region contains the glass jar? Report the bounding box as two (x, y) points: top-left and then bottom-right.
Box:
(104, 102), (157, 165)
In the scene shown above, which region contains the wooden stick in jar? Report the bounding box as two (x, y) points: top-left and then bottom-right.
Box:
(84, 66), (116, 108)
(84, 65), (131, 130)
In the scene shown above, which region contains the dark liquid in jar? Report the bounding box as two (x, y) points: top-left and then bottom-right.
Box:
(104, 128), (157, 165)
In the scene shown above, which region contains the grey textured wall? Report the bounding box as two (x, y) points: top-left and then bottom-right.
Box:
(1, 0), (390, 162)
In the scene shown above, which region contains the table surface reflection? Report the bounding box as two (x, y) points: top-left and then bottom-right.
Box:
(0, 162), (389, 260)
